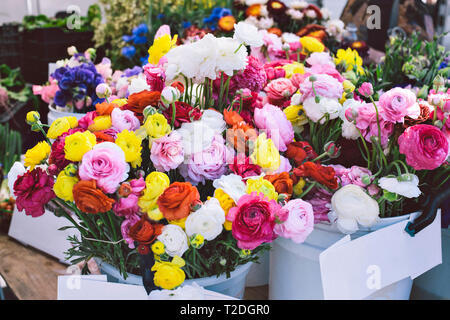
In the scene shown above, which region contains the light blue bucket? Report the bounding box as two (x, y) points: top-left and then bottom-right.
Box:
(97, 259), (252, 299)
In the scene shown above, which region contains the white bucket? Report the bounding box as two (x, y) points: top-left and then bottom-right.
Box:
(411, 228), (450, 299)
(47, 104), (86, 125)
(97, 260), (253, 299)
(245, 250), (270, 287)
(269, 212), (420, 300)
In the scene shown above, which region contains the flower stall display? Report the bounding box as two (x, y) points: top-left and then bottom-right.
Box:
(8, 12), (449, 301)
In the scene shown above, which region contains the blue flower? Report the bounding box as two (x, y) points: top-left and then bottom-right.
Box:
(133, 23), (149, 37)
(54, 90), (69, 107)
(122, 46), (136, 59)
(182, 21), (192, 29)
(122, 34), (134, 43)
(140, 55), (149, 66)
(439, 62), (448, 70)
(133, 35), (148, 45)
(124, 66), (143, 77)
(157, 13), (165, 19)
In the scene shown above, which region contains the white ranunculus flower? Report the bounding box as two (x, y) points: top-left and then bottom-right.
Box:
(244, 16), (260, 28)
(282, 32), (300, 44)
(148, 282), (205, 300)
(378, 174), (421, 198)
(157, 224), (189, 257)
(245, 0), (267, 5)
(161, 86), (181, 105)
(286, 9), (304, 20)
(258, 17), (274, 29)
(185, 198), (225, 241)
(7, 162), (26, 199)
(213, 174), (247, 203)
(305, 9), (317, 19)
(305, 52), (334, 66)
(329, 184), (380, 234)
(128, 74), (150, 95)
(325, 19), (345, 39)
(176, 121), (216, 156)
(289, 0), (308, 10)
(215, 37), (248, 77)
(233, 22), (263, 47)
(303, 97), (343, 124)
(201, 109), (227, 135)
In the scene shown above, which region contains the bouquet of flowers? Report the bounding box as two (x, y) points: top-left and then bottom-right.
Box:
(8, 20), (449, 294)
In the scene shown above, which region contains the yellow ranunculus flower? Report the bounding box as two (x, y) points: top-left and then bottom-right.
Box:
(169, 217), (187, 229)
(64, 131), (97, 162)
(300, 36), (325, 53)
(281, 62), (305, 79)
(342, 80), (355, 93)
(152, 256), (186, 290)
(246, 176), (278, 201)
(53, 171), (79, 201)
(47, 116), (78, 139)
(151, 241), (165, 255)
(138, 172), (170, 217)
(335, 48), (364, 75)
(148, 34), (178, 65)
(250, 133), (280, 171)
(284, 104), (308, 132)
(26, 111), (40, 124)
(111, 98), (128, 107)
(214, 188), (236, 231)
(144, 113), (171, 142)
(115, 130), (142, 168)
(88, 115), (112, 132)
(24, 141), (51, 169)
(293, 178), (306, 196)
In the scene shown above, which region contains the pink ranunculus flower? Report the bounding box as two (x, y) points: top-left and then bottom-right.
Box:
(305, 52), (334, 66)
(274, 199), (314, 243)
(329, 165), (372, 187)
(114, 177), (145, 217)
(111, 108), (140, 132)
(150, 131), (184, 172)
(264, 78), (297, 104)
(78, 111), (97, 129)
(306, 64), (345, 83)
(79, 142), (129, 194)
(143, 64), (166, 92)
(272, 155), (292, 174)
(179, 135), (233, 185)
(13, 168), (56, 218)
(96, 58), (113, 81)
(121, 213), (140, 249)
(299, 73), (343, 102)
(254, 103), (294, 152)
(398, 124), (449, 170)
(33, 78), (58, 104)
(227, 192), (279, 250)
(304, 187), (332, 223)
(358, 82), (374, 97)
(379, 87), (420, 123)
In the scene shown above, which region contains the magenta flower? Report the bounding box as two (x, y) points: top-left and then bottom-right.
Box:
(227, 192), (279, 250)
(398, 124), (449, 170)
(121, 214), (141, 249)
(13, 168), (55, 218)
(143, 64), (166, 92)
(114, 177), (146, 217)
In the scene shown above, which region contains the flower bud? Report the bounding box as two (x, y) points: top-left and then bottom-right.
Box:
(143, 106), (158, 120)
(357, 82), (373, 97)
(26, 111), (40, 125)
(433, 75), (445, 89)
(189, 233), (205, 249)
(324, 141), (341, 158)
(342, 80), (355, 93)
(219, 257), (227, 266)
(64, 163), (78, 177)
(96, 83), (112, 99)
(67, 46), (78, 56)
(290, 93), (302, 106)
(161, 86), (181, 105)
(118, 183), (133, 197)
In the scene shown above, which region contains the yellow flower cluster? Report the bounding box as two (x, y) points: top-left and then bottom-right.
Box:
(152, 256), (186, 290)
(246, 176), (278, 201)
(335, 48), (364, 75)
(115, 129), (142, 168)
(64, 131), (97, 162)
(24, 141), (51, 169)
(138, 172), (170, 221)
(250, 133), (280, 171)
(47, 116), (78, 139)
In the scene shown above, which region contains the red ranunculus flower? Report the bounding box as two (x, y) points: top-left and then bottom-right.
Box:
(293, 161), (338, 190)
(49, 128), (85, 171)
(229, 153), (262, 178)
(162, 101), (202, 128)
(285, 141), (318, 166)
(14, 168), (56, 217)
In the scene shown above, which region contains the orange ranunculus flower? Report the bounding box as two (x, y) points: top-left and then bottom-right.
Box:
(296, 24), (326, 37)
(124, 90), (161, 121)
(157, 182), (200, 221)
(128, 216), (164, 245)
(218, 15), (236, 32)
(94, 131), (116, 143)
(171, 81), (185, 94)
(96, 102), (119, 116)
(246, 4), (261, 17)
(226, 124), (257, 154)
(73, 180), (115, 214)
(264, 172), (294, 198)
(224, 109), (244, 127)
(267, 28), (282, 37)
(308, 30), (327, 42)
